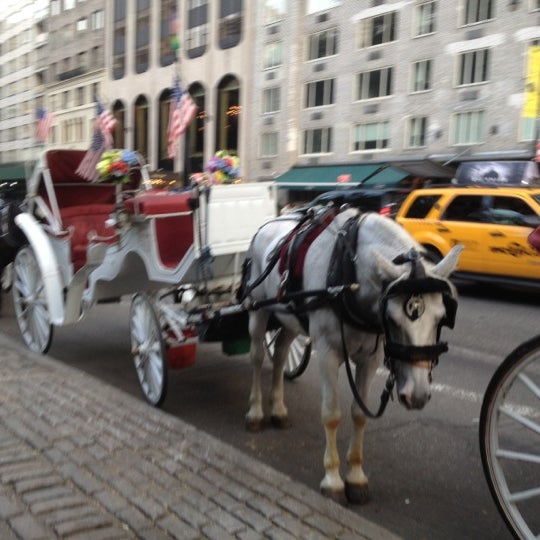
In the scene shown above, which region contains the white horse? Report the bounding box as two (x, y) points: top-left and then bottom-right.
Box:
(242, 208), (462, 504)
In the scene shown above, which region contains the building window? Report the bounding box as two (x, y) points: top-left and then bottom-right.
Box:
(76, 86), (85, 106)
(415, 1), (437, 36)
(64, 0), (75, 9)
(187, 85), (206, 173)
(218, 0), (243, 49)
(112, 100), (125, 149)
(134, 95), (149, 158)
(411, 59), (432, 92)
(458, 49), (490, 85)
(451, 110), (484, 144)
(113, 0), (126, 80)
(51, 0), (60, 15)
(358, 12), (397, 48)
(135, 0), (150, 74)
(261, 132), (278, 157)
(307, 27), (338, 60)
(520, 117), (536, 141)
(406, 116), (428, 148)
(353, 121), (390, 151)
(303, 127), (333, 154)
(186, 0), (208, 58)
(356, 67), (393, 100)
(263, 42), (283, 69)
(186, 25), (209, 56)
(92, 10), (104, 30)
(305, 79), (335, 108)
(216, 76), (240, 155)
(76, 18), (88, 32)
(160, 0), (177, 66)
(463, 0), (494, 24)
(307, 0), (342, 14)
(262, 87), (280, 113)
(264, 0), (286, 25)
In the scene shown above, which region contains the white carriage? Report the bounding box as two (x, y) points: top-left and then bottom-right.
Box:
(10, 149), (279, 405)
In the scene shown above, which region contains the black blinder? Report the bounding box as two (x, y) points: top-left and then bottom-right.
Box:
(442, 294), (457, 329)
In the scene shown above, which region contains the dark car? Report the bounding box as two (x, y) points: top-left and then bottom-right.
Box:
(308, 187), (410, 218)
(0, 178), (26, 287)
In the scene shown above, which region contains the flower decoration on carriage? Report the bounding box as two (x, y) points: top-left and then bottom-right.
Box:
(205, 150), (241, 184)
(96, 149), (140, 184)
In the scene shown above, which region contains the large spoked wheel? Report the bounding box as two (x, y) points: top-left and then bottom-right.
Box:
(479, 335), (540, 540)
(12, 246), (53, 354)
(130, 293), (167, 407)
(264, 329), (311, 380)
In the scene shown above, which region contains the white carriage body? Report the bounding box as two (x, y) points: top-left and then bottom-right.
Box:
(15, 149), (277, 326)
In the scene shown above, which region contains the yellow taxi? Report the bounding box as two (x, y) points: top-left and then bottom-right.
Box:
(395, 185), (540, 288)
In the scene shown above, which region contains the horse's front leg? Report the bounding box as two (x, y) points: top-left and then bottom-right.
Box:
(345, 335), (383, 504)
(318, 341), (345, 499)
(245, 311), (270, 432)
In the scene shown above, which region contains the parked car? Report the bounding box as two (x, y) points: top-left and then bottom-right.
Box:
(308, 187), (410, 218)
(0, 179), (26, 295)
(395, 185), (540, 289)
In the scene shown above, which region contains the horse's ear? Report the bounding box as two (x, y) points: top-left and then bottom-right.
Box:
(373, 251), (404, 282)
(432, 245), (464, 278)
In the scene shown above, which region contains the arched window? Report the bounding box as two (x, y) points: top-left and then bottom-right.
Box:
(158, 89), (172, 170)
(112, 99), (126, 148)
(187, 82), (206, 174)
(216, 76), (240, 155)
(133, 95), (149, 159)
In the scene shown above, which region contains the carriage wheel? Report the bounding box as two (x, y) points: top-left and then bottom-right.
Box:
(479, 335), (540, 539)
(264, 329), (311, 380)
(12, 246), (53, 354)
(130, 293), (168, 407)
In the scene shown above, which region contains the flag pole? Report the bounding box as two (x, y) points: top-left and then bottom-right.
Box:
(171, 9), (182, 180)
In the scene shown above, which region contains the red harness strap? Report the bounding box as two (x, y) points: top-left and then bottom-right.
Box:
(278, 208), (336, 294)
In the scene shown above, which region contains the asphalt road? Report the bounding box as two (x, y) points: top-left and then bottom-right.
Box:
(1, 282), (538, 540)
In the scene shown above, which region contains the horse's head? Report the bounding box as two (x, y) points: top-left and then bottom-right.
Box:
(375, 245), (463, 410)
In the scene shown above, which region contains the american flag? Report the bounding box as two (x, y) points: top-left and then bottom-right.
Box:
(35, 108), (55, 142)
(167, 76), (197, 159)
(76, 100), (116, 182)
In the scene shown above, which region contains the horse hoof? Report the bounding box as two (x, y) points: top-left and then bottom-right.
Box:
(270, 415), (291, 429)
(345, 482), (369, 505)
(245, 418), (264, 432)
(320, 486), (346, 504)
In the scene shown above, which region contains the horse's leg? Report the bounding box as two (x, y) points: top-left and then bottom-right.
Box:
(344, 335), (383, 504)
(318, 340), (345, 499)
(245, 310), (270, 432)
(268, 327), (295, 428)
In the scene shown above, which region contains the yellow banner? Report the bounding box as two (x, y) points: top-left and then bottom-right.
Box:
(523, 46), (540, 118)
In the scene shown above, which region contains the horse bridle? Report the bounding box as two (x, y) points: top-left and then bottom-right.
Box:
(381, 248), (457, 372)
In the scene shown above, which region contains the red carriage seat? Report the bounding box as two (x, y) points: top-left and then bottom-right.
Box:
(37, 150), (139, 271)
(124, 190), (194, 269)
